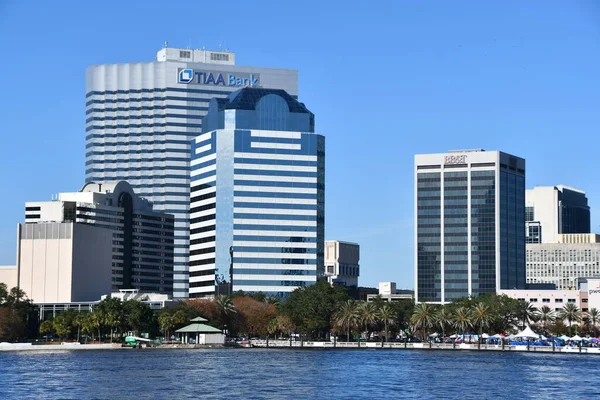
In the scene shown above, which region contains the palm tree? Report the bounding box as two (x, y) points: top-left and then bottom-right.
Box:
(215, 295), (237, 324)
(587, 308), (600, 336)
(517, 302), (538, 330)
(434, 307), (453, 339)
(453, 307), (473, 339)
(559, 303), (581, 336)
(472, 303), (491, 341)
(537, 306), (555, 335)
(334, 300), (359, 341)
(377, 304), (395, 342)
(411, 303), (436, 340)
(358, 302), (378, 340)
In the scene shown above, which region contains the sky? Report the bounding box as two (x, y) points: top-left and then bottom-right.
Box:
(0, 0), (600, 290)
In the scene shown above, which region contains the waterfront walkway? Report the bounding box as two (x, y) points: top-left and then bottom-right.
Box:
(250, 339), (600, 354)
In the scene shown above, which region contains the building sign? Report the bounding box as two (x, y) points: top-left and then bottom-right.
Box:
(177, 68), (259, 87)
(444, 155), (467, 165)
(587, 279), (600, 311)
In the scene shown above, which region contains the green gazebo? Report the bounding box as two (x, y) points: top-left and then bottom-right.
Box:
(175, 317), (224, 345)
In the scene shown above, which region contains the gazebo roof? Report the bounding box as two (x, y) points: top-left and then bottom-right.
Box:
(175, 323), (222, 334)
(190, 316), (208, 322)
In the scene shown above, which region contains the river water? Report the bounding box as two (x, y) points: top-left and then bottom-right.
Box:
(0, 348), (597, 399)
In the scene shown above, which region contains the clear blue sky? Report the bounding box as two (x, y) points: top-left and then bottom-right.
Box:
(1, 1), (599, 289)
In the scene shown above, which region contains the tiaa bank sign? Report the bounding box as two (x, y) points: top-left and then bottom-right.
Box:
(177, 68), (259, 87)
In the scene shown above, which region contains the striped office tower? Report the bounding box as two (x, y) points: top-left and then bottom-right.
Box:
(85, 46), (297, 298)
(189, 88), (324, 298)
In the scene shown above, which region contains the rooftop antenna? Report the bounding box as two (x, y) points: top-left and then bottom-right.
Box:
(164, 41), (168, 48)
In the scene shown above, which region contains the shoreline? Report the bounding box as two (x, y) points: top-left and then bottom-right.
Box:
(0, 341), (598, 355)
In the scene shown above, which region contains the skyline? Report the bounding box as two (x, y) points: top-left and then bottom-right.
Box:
(1, 1), (600, 289)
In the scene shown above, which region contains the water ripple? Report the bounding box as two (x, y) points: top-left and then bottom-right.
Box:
(0, 348), (598, 399)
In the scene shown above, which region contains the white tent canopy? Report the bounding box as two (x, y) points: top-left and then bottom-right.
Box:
(481, 333), (490, 339)
(571, 335), (583, 341)
(559, 335), (571, 341)
(514, 326), (539, 339)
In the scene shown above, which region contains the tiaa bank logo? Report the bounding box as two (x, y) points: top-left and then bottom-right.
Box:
(178, 69), (194, 84)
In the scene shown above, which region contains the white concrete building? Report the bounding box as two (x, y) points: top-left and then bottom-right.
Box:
(324, 240), (360, 287)
(500, 289), (583, 313)
(526, 185), (590, 244)
(526, 234), (600, 290)
(85, 46), (298, 298)
(17, 222), (113, 303)
(0, 266), (18, 289)
(366, 282), (414, 302)
(415, 149), (526, 303)
(25, 181), (175, 294)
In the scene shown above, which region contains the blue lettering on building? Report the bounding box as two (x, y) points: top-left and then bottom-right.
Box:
(179, 69), (258, 86)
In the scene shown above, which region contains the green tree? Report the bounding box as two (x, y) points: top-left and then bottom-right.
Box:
(517, 302), (538, 330)
(158, 313), (175, 339)
(537, 306), (555, 336)
(39, 320), (54, 340)
(472, 303), (491, 341)
(411, 303), (436, 340)
(357, 301), (378, 340)
(215, 295), (237, 329)
(53, 313), (72, 340)
(0, 283), (8, 304)
(453, 307), (473, 338)
(123, 300), (155, 336)
(558, 303), (581, 336)
(81, 314), (99, 342)
(0, 286), (36, 341)
(587, 308), (600, 336)
(377, 303), (395, 342)
(96, 298), (124, 343)
(334, 300), (359, 341)
(434, 306), (453, 339)
(279, 281), (349, 339)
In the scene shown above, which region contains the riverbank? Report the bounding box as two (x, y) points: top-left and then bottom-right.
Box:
(2, 340), (598, 355)
(0, 343), (121, 352)
(249, 339), (600, 354)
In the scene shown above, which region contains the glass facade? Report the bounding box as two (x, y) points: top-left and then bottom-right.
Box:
(417, 172), (441, 302)
(470, 170), (496, 296)
(443, 171), (468, 301)
(189, 89), (323, 298)
(499, 169), (526, 289)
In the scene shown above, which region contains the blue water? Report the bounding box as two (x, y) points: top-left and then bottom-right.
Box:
(0, 348), (597, 399)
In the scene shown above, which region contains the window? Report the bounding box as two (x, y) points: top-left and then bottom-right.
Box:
(583, 308), (589, 312)
(180, 50), (191, 58)
(517, 298), (525, 302)
(582, 298), (588, 303)
(529, 298), (538, 302)
(555, 308), (562, 312)
(555, 298), (563, 303)
(567, 299), (576, 303)
(210, 53), (229, 61)
(542, 298), (550, 303)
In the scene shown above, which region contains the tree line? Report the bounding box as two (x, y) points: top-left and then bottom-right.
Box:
(410, 294), (598, 340)
(5, 281), (598, 343)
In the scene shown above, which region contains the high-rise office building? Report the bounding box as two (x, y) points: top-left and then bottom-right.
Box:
(24, 181), (175, 294)
(189, 88), (324, 298)
(526, 185), (590, 244)
(85, 46), (298, 298)
(414, 149), (526, 303)
(324, 240), (360, 287)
